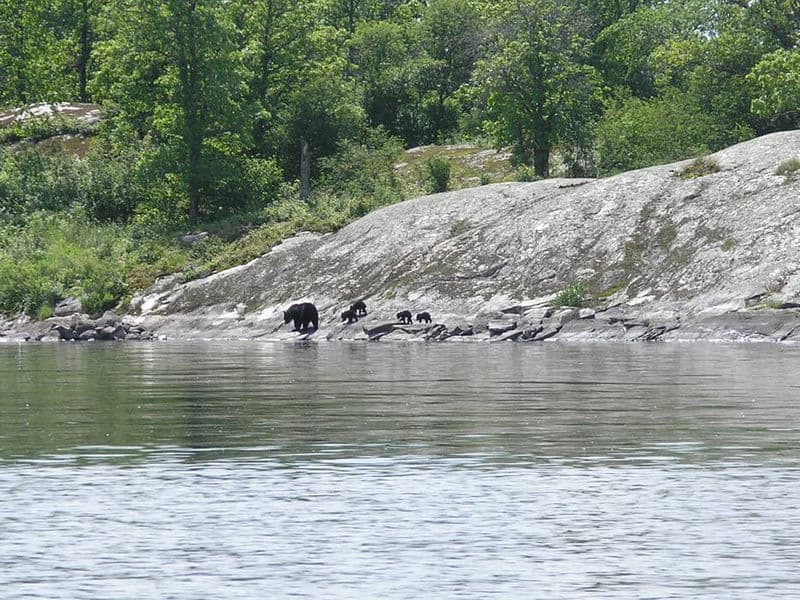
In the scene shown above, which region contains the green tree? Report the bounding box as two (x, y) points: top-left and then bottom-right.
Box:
(92, 0), (251, 222)
(593, 0), (706, 99)
(470, 0), (601, 177)
(741, 0), (800, 50)
(748, 49), (800, 128)
(420, 0), (482, 141)
(351, 19), (432, 144)
(0, 1), (75, 105)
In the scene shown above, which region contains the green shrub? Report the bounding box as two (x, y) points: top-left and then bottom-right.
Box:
(36, 302), (54, 321)
(0, 115), (97, 145)
(595, 92), (746, 175)
(514, 164), (539, 182)
(0, 208), (129, 317)
(553, 281), (586, 307)
(426, 154), (451, 193)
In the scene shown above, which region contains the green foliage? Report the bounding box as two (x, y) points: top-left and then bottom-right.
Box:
(678, 156), (720, 179)
(748, 49), (800, 125)
(426, 153), (451, 192)
(0, 208), (127, 316)
(0, 147), (91, 215)
(595, 92), (719, 174)
(0, 2), (76, 105)
(469, 0), (602, 177)
(315, 127), (405, 218)
(0, 115), (97, 145)
(91, 0), (254, 221)
(553, 281), (586, 308)
(514, 165), (540, 182)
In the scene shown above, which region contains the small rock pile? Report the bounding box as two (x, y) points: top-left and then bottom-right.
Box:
(39, 311), (153, 342)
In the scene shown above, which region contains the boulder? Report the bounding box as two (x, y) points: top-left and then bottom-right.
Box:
(53, 297), (82, 317)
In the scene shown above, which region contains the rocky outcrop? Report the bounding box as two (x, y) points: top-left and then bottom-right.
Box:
(0, 102), (101, 128)
(118, 131), (800, 343)
(6, 131), (800, 344)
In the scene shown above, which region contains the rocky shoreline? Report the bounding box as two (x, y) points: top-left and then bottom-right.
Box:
(4, 298), (800, 344)
(1, 311), (156, 343)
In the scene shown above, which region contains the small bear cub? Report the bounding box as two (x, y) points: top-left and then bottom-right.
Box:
(351, 300), (367, 316)
(341, 309), (359, 324)
(416, 311), (432, 323)
(396, 310), (413, 324)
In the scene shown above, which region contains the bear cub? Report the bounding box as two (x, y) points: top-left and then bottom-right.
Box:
(416, 311), (432, 323)
(396, 310), (413, 324)
(341, 309), (359, 324)
(350, 300), (367, 316)
(284, 302), (319, 331)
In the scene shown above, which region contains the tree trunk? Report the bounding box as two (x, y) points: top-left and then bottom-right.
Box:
(533, 146), (550, 178)
(77, 0), (91, 102)
(174, 0), (203, 222)
(299, 138), (311, 201)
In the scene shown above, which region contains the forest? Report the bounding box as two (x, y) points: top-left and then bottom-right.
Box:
(1, 0), (799, 318)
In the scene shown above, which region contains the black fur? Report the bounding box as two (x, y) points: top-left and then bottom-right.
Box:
(416, 311), (432, 323)
(351, 300), (367, 316)
(396, 310), (413, 324)
(341, 309), (359, 324)
(283, 302), (319, 331)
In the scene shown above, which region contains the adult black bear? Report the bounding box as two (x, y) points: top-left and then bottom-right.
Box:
(351, 300), (367, 316)
(284, 302), (319, 331)
(396, 310), (413, 324)
(341, 309), (358, 324)
(416, 311), (432, 323)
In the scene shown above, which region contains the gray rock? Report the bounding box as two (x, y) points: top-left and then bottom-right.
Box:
(488, 320), (517, 336)
(492, 328), (525, 342)
(96, 311), (120, 327)
(519, 325), (543, 340)
(529, 325), (561, 341)
(52, 324), (77, 340)
(181, 231), (208, 245)
(578, 308), (596, 319)
(522, 307), (553, 321)
(69, 314), (95, 334)
(552, 308), (578, 326)
(364, 322), (396, 340)
(53, 297), (82, 317)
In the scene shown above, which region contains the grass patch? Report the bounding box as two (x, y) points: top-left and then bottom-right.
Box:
(776, 158), (800, 180)
(596, 280), (627, 300)
(394, 143), (515, 196)
(678, 156), (720, 179)
(449, 219), (470, 237)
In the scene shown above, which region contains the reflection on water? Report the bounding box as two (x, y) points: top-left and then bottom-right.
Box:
(2, 341), (800, 598)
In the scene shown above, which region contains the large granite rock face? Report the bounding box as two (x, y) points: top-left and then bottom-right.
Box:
(124, 131), (800, 342)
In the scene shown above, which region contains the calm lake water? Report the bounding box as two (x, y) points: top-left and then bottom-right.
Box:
(2, 340), (800, 599)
